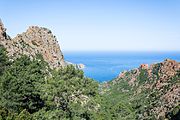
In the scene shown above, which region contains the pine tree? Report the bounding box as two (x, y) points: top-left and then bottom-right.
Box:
(0, 55), (47, 114)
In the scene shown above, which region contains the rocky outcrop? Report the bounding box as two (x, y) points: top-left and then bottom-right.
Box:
(140, 64), (148, 69)
(107, 59), (180, 119)
(65, 61), (85, 69)
(0, 19), (6, 39)
(0, 19), (66, 68)
(0, 19), (11, 42)
(117, 59), (179, 86)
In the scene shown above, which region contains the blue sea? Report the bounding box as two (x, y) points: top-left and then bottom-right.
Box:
(64, 51), (180, 82)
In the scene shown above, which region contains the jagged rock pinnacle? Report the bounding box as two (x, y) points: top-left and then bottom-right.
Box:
(0, 20), (66, 68)
(0, 19), (7, 39)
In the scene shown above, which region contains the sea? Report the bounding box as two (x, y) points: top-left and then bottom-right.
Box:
(64, 51), (180, 82)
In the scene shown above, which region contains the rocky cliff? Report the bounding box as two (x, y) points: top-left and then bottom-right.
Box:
(0, 19), (66, 68)
(101, 59), (180, 119)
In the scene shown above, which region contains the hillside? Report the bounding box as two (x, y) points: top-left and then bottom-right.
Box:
(0, 19), (179, 120)
(101, 59), (180, 120)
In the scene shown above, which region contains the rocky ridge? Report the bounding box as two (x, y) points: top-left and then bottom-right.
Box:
(0, 19), (67, 68)
(117, 59), (179, 89)
(102, 59), (180, 119)
(125, 59), (179, 119)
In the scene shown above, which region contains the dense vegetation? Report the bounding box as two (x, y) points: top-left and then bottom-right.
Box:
(0, 45), (100, 120)
(0, 45), (179, 120)
(101, 68), (180, 120)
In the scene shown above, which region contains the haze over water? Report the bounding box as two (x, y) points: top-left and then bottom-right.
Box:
(64, 51), (180, 82)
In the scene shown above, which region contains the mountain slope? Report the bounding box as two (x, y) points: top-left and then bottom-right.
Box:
(101, 59), (180, 120)
(0, 19), (100, 120)
(0, 19), (179, 120)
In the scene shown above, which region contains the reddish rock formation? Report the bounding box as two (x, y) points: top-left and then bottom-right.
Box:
(0, 19), (11, 42)
(0, 20), (66, 68)
(115, 59), (180, 119)
(140, 64), (149, 69)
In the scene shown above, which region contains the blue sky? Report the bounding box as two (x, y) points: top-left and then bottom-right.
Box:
(1, 0), (180, 51)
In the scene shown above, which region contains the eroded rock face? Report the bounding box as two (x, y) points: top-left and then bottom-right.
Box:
(115, 59), (180, 119)
(140, 64), (149, 69)
(0, 20), (66, 68)
(0, 19), (5, 38)
(0, 19), (11, 42)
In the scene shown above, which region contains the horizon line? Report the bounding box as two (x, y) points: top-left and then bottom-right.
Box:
(62, 50), (180, 53)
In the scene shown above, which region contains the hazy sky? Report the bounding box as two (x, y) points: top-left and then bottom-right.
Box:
(1, 0), (180, 51)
